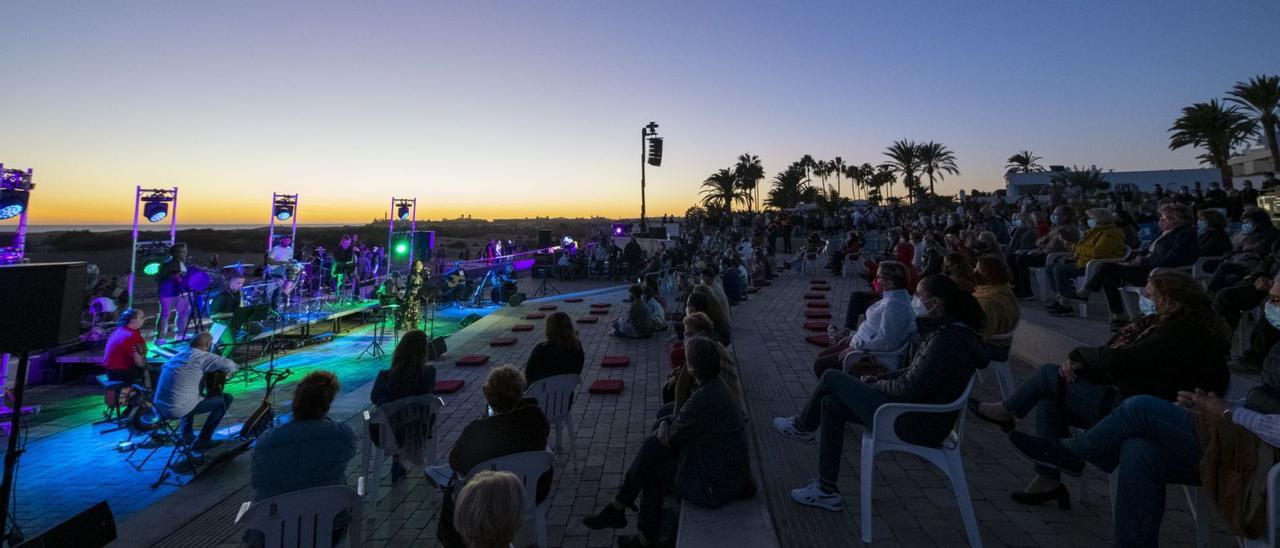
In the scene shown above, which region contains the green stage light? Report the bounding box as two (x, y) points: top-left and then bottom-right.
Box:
(394, 242), (408, 255)
(142, 261), (161, 276)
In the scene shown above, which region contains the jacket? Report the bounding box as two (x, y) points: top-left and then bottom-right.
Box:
(450, 399), (552, 501)
(850, 289), (916, 354)
(972, 283), (1020, 345)
(1035, 225), (1080, 253)
(1007, 226), (1038, 254)
(370, 367), (436, 406)
(1071, 224), (1126, 268)
(1140, 223), (1200, 271)
(873, 321), (988, 447)
(1195, 412), (1280, 539)
(1231, 226), (1279, 271)
(1072, 317), (1229, 400)
(524, 341), (585, 386)
(1198, 228), (1233, 259)
(252, 418), (357, 501)
(670, 379), (754, 507)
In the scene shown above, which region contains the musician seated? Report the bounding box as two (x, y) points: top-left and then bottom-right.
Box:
(267, 236), (294, 266)
(152, 332), (239, 450)
(249, 371), (357, 547)
(103, 308), (153, 387)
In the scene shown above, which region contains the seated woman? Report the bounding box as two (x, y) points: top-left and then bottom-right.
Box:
(773, 274), (988, 511)
(584, 337), (755, 547)
(1197, 207), (1233, 259)
(524, 311), (585, 386)
(1047, 207), (1127, 317)
(813, 260), (916, 377)
(969, 271), (1230, 507)
(611, 285), (655, 339)
(1207, 206), (1279, 293)
(721, 258), (745, 304)
(369, 330), (438, 483)
(642, 286), (668, 331)
(943, 252), (978, 292)
(664, 312), (744, 417)
(1009, 391), (1278, 547)
(971, 254), (1020, 361)
(685, 289), (732, 347)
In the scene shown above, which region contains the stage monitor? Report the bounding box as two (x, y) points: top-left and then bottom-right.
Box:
(0, 262), (86, 353)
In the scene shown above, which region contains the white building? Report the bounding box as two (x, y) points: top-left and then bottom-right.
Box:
(1228, 147), (1276, 179)
(1004, 167), (1218, 200)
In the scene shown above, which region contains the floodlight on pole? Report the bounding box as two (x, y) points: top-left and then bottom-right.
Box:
(388, 197), (418, 275)
(127, 186), (179, 308)
(266, 193), (299, 256)
(0, 164), (34, 265)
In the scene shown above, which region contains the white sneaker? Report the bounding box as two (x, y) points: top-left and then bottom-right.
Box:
(791, 479), (843, 511)
(826, 325), (837, 341)
(425, 464), (455, 489)
(772, 416), (815, 444)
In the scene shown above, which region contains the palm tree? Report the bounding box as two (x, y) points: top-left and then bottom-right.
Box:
(830, 156), (847, 198)
(1169, 99), (1258, 188)
(765, 164), (811, 209)
(917, 141), (959, 196)
(1227, 74), (1280, 171)
(1005, 150), (1045, 173)
(733, 153), (765, 212)
(700, 168), (747, 213)
(1049, 165), (1111, 192)
(799, 154), (817, 181)
(812, 160), (833, 193)
(882, 140), (921, 202)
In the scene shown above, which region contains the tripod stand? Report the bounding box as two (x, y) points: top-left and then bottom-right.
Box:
(358, 304), (393, 360)
(532, 266), (560, 298)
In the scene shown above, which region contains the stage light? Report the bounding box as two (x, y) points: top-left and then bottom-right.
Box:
(142, 260), (161, 276)
(0, 189), (27, 220)
(397, 204), (411, 220)
(394, 242), (409, 256)
(274, 203), (294, 221)
(143, 201), (168, 223)
(561, 236), (575, 248)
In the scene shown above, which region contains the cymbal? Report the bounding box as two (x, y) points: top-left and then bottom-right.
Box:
(223, 262), (256, 269)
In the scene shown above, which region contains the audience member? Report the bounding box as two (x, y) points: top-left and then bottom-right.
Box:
(971, 255), (1020, 360)
(1046, 208), (1126, 317)
(611, 285), (656, 338)
(815, 260), (916, 377)
(453, 471), (526, 548)
(525, 312), (585, 385)
(369, 329), (438, 483)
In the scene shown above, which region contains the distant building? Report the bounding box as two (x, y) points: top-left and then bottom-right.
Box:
(1228, 147), (1276, 180)
(1004, 167), (1218, 200)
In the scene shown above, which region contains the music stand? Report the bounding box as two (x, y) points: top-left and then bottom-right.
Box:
(533, 266), (560, 298)
(358, 303), (394, 360)
(226, 304), (270, 382)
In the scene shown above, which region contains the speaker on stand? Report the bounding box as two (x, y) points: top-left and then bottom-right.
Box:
(537, 229), (552, 249)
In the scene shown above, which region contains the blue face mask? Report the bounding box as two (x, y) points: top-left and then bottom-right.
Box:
(1012, 218), (1022, 228)
(1087, 219), (1098, 229)
(1266, 302), (1280, 330)
(1197, 220), (1208, 235)
(1243, 222), (1256, 235)
(1050, 214), (1060, 225)
(911, 295), (930, 317)
(1138, 295), (1158, 317)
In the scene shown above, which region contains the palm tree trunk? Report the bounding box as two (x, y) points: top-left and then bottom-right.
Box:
(1267, 120), (1280, 176)
(928, 172), (936, 196)
(1220, 163), (1234, 190)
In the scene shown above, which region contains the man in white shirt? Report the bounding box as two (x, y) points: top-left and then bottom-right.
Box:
(815, 261), (916, 377)
(153, 332), (239, 449)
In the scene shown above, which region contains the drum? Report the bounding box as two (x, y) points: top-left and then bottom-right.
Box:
(184, 267), (213, 293)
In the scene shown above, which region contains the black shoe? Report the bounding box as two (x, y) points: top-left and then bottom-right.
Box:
(1009, 431), (1086, 476)
(390, 461), (408, 484)
(583, 504), (628, 530)
(616, 534), (649, 548)
(1010, 484), (1072, 510)
(1016, 292), (1036, 301)
(1044, 302), (1068, 313)
(1048, 304), (1076, 317)
(967, 398), (1015, 433)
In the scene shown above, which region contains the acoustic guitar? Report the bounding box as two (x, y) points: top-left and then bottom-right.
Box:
(239, 368), (291, 440)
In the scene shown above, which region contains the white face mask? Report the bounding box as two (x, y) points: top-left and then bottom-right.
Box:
(1138, 295), (1158, 316)
(1266, 301), (1280, 330)
(1087, 219), (1098, 229)
(911, 295), (931, 317)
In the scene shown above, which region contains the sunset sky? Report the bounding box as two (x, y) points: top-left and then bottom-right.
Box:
(2, 1), (1278, 225)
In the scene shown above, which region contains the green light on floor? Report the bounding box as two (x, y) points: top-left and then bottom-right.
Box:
(394, 242), (408, 255)
(142, 262), (161, 276)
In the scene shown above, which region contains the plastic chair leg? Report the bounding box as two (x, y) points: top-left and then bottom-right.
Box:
(1183, 486), (1211, 548)
(945, 452), (983, 548)
(860, 438), (875, 544)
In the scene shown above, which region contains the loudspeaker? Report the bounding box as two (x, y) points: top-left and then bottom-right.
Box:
(426, 336), (447, 360)
(537, 229), (552, 248)
(0, 262), (86, 353)
(16, 500), (116, 548)
(646, 226), (668, 239)
(459, 313), (483, 328)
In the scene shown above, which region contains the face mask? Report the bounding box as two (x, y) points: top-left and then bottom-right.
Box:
(911, 295), (931, 317)
(1012, 218), (1022, 228)
(1243, 222), (1256, 235)
(1197, 220), (1208, 235)
(1138, 295), (1158, 317)
(1050, 214), (1060, 225)
(1266, 302), (1280, 330)
(1087, 219), (1098, 229)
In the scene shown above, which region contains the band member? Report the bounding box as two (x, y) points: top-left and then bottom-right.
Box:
(398, 260), (426, 330)
(155, 243), (191, 343)
(331, 235), (354, 293)
(265, 235), (294, 279)
(209, 269), (246, 356)
(490, 264), (518, 305)
(153, 332), (238, 450)
(103, 308), (152, 386)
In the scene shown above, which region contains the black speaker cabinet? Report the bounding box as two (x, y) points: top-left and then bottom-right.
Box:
(427, 336), (447, 360)
(15, 500), (115, 548)
(537, 229), (552, 248)
(0, 262), (87, 353)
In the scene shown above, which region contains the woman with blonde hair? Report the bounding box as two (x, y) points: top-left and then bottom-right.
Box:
(524, 312), (584, 386)
(454, 471), (526, 548)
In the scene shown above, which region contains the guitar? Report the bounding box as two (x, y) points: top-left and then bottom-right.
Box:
(445, 269), (467, 289)
(239, 368), (292, 440)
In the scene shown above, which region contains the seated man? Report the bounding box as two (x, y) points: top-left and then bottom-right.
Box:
(815, 260), (916, 377)
(153, 332), (239, 450)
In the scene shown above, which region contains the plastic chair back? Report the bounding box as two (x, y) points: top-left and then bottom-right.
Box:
(525, 374), (579, 427)
(464, 450), (557, 548)
(235, 479), (365, 548)
(365, 395), (442, 466)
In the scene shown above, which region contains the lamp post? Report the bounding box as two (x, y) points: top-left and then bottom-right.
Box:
(641, 122), (661, 233)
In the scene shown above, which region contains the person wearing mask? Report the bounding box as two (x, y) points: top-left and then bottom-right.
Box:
(1077, 203), (1200, 330)
(103, 308), (152, 386)
(971, 255), (1020, 361)
(369, 330), (438, 483)
(1206, 206), (1279, 293)
(774, 275), (988, 511)
(1046, 208), (1126, 317)
(815, 261), (917, 377)
(969, 271), (1230, 507)
(1197, 208), (1233, 259)
(524, 312), (585, 386)
(1012, 206), (1081, 300)
(584, 337), (754, 547)
(452, 471), (526, 548)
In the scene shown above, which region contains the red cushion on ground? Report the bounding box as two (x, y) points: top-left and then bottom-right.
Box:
(803, 321), (829, 332)
(512, 324), (535, 332)
(589, 379), (624, 394)
(456, 355), (489, 367)
(589, 309), (609, 315)
(810, 279), (826, 283)
(805, 311), (832, 319)
(434, 380), (464, 393)
(811, 286), (830, 291)
(538, 305), (557, 311)
(804, 293), (825, 299)
(565, 298), (584, 303)
(601, 356), (630, 368)
(804, 334), (831, 347)
(806, 301), (830, 309)
(577, 316), (599, 324)
(490, 337), (517, 347)
(590, 303), (611, 308)
(524, 312), (546, 320)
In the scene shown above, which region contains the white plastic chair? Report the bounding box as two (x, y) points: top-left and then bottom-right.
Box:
(525, 374), (581, 465)
(1031, 252), (1072, 304)
(1070, 247), (1132, 318)
(983, 332), (1018, 399)
(840, 337), (914, 373)
(361, 395), (442, 504)
(1240, 463), (1280, 547)
(464, 450), (557, 548)
(860, 374), (982, 546)
(235, 478), (366, 548)
(1192, 256), (1221, 287)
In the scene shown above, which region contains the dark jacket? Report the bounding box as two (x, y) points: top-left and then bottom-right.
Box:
(1007, 226), (1038, 254)
(524, 341), (585, 386)
(1072, 317), (1229, 401)
(1231, 226), (1280, 271)
(450, 399), (552, 501)
(873, 321), (988, 447)
(1198, 228), (1233, 259)
(370, 367), (436, 406)
(1139, 223), (1200, 271)
(669, 379), (753, 507)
